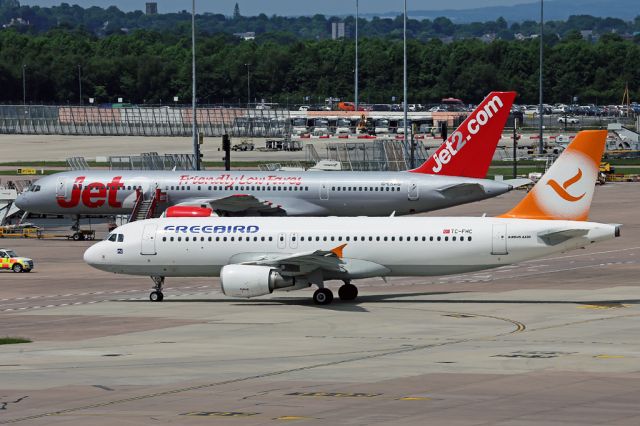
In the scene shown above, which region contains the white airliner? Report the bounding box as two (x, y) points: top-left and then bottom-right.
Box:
(84, 130), (620, 304)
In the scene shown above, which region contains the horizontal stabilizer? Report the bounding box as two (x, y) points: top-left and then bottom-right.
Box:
(502, 178), (533, 189)
(437, 182), (486, 198)
(538, 228), (590, 246)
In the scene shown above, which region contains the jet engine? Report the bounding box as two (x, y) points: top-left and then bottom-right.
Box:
(220, 265), (307, 298)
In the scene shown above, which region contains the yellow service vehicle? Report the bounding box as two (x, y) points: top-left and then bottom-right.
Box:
(0, 248), (34, 272)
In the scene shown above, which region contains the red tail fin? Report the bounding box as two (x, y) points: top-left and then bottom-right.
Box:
(409, 91), (516, 178)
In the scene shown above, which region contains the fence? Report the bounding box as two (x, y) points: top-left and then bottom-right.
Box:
(0, 105), (291, 137)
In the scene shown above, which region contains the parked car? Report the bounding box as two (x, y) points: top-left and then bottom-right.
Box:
(558, 116), (579, 124)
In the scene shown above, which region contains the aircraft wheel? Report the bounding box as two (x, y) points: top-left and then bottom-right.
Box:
(338, 283), (358, 301)
(150, 291), (164, 302)
(313, 288), (333, 305)
(12, 263), (23, 273)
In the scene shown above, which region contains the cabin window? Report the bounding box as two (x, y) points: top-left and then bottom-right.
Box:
(162, 237), (166, 242)
(261, 237), (265, 241)
(445, 236), (449, 241)
(268, 237), (273, 241)
(185, 237), (189, 242)
(177, 237), (182, 241)
(430, 236), (434, 241)
(208, 237), (212, 241)
(452, 236), (457, 241)
(170, 237), (174, 242)
(223, 237), (227, 242)
(468, 237), (473, 242)
(331, 236), (335, 241)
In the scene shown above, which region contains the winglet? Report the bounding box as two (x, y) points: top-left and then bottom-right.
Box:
(498, 130), (607, 221)
(330, 243), (347, 258)
(409, 91), (516, 178)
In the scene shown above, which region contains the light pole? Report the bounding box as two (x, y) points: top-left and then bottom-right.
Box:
(78, 65), (83, 105)
(538, 0), (544, 154)
(245, 63), (251, 108)
(355, 0), (359, 112)
(404, 0), (412, 167)
(22, 64), (26, 104)
(191, 0), (200, 170)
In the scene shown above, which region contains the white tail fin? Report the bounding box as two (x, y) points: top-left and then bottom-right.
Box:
(499, 130), (607, 221)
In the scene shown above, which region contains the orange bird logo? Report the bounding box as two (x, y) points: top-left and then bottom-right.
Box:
(546, 168), (586, 202)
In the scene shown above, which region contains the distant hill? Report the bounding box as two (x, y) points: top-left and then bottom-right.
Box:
(371, 0), (638, 22)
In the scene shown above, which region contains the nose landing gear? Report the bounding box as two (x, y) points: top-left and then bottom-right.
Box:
(149, 276), (165, 302)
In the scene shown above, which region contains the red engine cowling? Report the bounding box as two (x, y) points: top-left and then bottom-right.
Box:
(165, 206), (213, 217)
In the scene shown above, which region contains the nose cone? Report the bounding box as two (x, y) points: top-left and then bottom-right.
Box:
(14, 192), (28, 210)
(84, 243), (108, 270)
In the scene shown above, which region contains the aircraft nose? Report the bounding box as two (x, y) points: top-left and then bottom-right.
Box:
(14, 192), (28, 210)
(83, 243), (106, 268)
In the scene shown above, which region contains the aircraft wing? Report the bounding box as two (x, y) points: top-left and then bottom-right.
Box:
(229, 244), (390, 279)
(229, 244), (347, 275)
(175, 194), (285, 215)
(538, 229), (590, 245)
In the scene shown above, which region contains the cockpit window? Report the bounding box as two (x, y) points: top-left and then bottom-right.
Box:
(33, 185), (41, 192)
(107, 234), (117, 242)
(117, 234), (124, 242)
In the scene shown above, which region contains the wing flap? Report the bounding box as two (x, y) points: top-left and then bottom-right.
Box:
(175, 195), (284, 214)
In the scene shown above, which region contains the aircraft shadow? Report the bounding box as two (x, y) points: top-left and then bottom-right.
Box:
(117, 292), (640, 313)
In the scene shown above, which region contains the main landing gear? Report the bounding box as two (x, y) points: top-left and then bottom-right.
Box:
(312, 281), (359, 305)
(149, 276), (165, 302)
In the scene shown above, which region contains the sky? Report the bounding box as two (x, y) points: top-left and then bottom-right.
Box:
(19, 0), (538, 16)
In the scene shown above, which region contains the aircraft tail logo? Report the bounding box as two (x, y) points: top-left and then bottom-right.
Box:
(499, 130), (607, 221)
(409, 91), (516, 178)
(546, 168), (585, 202)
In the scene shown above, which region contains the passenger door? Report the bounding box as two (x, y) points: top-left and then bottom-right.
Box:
(491, 224), (508, 255)
(408, 180), (419, 201)
(56, 177), (68, 199)
(140, 224), (158, 255)
(320, 183), (329, 200)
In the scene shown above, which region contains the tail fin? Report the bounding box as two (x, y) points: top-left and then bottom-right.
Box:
(409, 91), (516, 178)
(499, 130), (607, 221)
